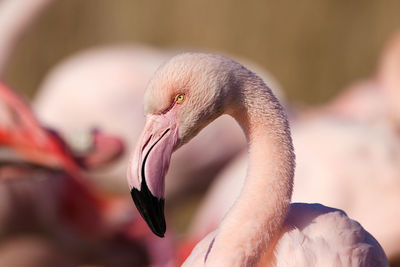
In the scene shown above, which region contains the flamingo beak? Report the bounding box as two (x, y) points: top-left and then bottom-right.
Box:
(127, 113), (179, 237)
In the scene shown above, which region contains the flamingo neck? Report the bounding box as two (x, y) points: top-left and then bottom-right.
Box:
(0, 0), (53, 75)
(205, 72), (295, 265)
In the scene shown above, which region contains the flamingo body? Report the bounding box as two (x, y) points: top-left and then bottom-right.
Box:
(186, 204), (386, 267)
(0, 81), (173, 266)
(127, 53), (388, 266)
(185, 30), (400, 260)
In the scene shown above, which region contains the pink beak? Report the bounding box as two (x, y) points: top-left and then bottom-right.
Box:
(127, 112), (179, 237)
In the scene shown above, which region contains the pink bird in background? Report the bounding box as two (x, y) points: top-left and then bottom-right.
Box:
(314, 30), (400, 127)
(0, 81), (124, 173)
(292, 29), (400, 259)
(0, 81), (175, 266)
(0, 0), (244, 200)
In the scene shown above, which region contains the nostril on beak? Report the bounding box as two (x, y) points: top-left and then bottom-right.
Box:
(142, 135), (152, 152)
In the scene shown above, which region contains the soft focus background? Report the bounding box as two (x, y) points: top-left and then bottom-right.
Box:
(1, 1), (400, 266)
(4, 0), (400, 104)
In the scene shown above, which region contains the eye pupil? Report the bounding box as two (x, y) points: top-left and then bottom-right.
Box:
(176, 94), (185, 103)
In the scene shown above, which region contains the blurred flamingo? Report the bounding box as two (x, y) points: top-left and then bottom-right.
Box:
(127, 53), (388, 266)
(0, 81), (173, 266)
(0, 0), (244, 197)
(293, 30), (400, 259)
(0, 81), (123, 172)
(311, 30), (400, 127)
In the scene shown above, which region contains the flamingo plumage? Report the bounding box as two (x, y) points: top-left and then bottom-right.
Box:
(0, 81), (124, 173)
(127, 53), (388, 266)
(32, 45), (247, 198)
(0, 81), (174, 266)
(184, 30), (400, 261)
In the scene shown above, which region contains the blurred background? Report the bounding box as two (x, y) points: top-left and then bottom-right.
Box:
(4, 0), (400, 103)
(1, 0), (400, 266)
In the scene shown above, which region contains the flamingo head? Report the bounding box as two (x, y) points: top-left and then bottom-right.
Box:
(127, 53), (237, 237)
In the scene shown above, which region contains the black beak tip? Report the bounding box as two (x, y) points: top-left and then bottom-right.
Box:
(130, 186), (166, 238)
(154, 228), (165, 238)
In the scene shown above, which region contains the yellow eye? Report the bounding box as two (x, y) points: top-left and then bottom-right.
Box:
(176, 94), (185, 103)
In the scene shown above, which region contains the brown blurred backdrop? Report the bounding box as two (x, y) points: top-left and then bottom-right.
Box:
(3, 0), (400, 104)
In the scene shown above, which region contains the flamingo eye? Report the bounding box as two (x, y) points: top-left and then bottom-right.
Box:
(175, 94), (185, 104)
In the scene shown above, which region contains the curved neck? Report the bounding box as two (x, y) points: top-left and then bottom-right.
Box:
(0, 0), (53, 76)
(206, 71), (295, 265)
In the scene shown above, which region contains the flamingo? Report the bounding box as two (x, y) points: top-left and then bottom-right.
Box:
(0, 0), (124, 171)
(33, 45), (288, 199)
(0, 161), (157, 267)
(0, 81), (174, 266)
(0, 81), (125, 236)
(0, 81), (124, 172)
(0, 0), (284, 202)
(190, 118), (400, 261)
(292, 30), (400, 259)
(127, 53), (388, 266)
(184, 30), (400, 262)
(0, 0), (240, 197)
